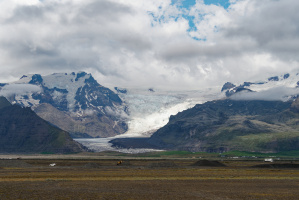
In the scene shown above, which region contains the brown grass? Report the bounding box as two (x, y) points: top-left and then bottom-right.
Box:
(0, 159), (298, 200)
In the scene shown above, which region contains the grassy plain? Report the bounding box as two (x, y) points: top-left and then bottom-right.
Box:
(0, 154), (298, 200)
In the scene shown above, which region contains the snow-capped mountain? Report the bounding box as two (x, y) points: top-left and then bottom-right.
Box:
(221, 72), (299, 101)
(0, 71), (221, 141)
(0, 72), (128, 138)
(14, 72), (124, 113)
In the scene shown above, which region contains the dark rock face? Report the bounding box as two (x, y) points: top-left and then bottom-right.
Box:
(74, 76), (122, 110)
(268, 76), (279, 81)
(75, 72), (87, 81)
(114, 87), (127, 94)
(0, 97), (85, 153)
(221, 82), (236, 92)
(145, 99), (299, 153)
(32, 86), (68, 111)
(283, 73), (290, 79)
(222, 82), (256, 97)
(29, 74), (43, 84)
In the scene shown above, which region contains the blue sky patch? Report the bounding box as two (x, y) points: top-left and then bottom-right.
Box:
(171, 0), (197, 8)
(153, 0), (231, 40)
(172, 0), (231, 9)
(204, 0), (231, 9)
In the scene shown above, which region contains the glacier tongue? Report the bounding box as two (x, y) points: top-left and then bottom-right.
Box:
(118, 88), (223, 138)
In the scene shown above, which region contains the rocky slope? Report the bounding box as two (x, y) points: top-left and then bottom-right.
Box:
(0, 97), (85, 153)
(0, 72), (128, 138)
(145, 99), (299, 152)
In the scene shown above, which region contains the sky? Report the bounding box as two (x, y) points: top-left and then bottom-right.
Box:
(0, 0), (299, 90)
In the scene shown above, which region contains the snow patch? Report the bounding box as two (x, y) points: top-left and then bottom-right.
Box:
(42, 73), (91, 111)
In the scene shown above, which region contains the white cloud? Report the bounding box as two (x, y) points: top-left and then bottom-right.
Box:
(0, 84), (41, 98)
(230, 86), (299, 101)
(104, 106), (129, 119)
(0, 0), (298, 90)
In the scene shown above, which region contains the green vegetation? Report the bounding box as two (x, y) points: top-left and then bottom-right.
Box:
(231, 132), (299, 152)
(136, 151), (200, 158)
(138, 150), (299, 159)
(222, 150), (299, 159)
(93, 150), (299, 159)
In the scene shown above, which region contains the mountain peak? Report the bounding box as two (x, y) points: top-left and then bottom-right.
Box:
(29, 74), (43, 85)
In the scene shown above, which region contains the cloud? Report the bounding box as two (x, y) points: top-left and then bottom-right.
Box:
(230, 86), (299, 101)
(0, 0), (298, 90)
(223, 0), (299, 61)
(104, 106), (129, 120)
(0, 84), (42, 98)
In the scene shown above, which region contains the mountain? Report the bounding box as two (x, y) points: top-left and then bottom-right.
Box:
(221, 72), (299, 98)
(111, 72), (299, 153)
(0, 72), (128, 138)
(0, 97), (85, 153)
(144, 99), (299, 152)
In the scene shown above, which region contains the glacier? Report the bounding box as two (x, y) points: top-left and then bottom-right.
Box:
(76, 87), (223, 153)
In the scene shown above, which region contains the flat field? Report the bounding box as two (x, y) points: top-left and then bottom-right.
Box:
(0, 158), (298, 200)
